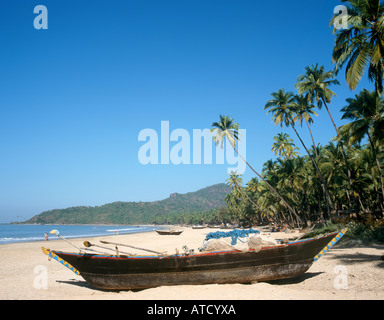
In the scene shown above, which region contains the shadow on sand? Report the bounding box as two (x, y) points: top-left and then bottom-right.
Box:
(266, 271), (324, 285)
(326, 245), (384, 268)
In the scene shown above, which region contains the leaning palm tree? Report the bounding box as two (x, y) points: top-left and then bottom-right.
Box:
(211, 115), (240, 149)
(295, 64), (362, 211)
(330, 0), (384, 95)
(339, 89), (384, 204)
(265, 89), (332, 217)
(210, 114), (301, 224)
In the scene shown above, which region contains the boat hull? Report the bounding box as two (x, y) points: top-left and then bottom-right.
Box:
(81, 261), (312, 290)
(155, 230), (183, 235)
(49, 232), (339, 290)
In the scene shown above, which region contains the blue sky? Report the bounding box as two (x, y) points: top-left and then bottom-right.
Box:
(0, 0), (374, 222)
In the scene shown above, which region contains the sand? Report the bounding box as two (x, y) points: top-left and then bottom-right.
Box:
(0, 227), (383, 300)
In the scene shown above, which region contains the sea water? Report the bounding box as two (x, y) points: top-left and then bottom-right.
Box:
(0, 224), (157, 244)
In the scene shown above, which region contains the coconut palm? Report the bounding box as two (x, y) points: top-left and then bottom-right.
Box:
(262, 159), (277, 178)
(264, 90), (319, 168)
(225, 171), (243, 200)
(210, 114), (301, 225)
(246, 177), (261, 194)
(295, 64), (362, 211)
(349, 145), (380, 208)
(295, 64), (340, 134)
(271, 133), (300, 160)
(265, 89), (333, 217)
(226, 172), (269, 218)
(292, 94), (319, 160)
(339, 89), (384, 204)
(211, 114), (239, 149)
(331, 0), (384, 95)
(319, 142), (368, 212)
(320, 142), (352, 210)
(352, 144), (384, 210)
(275, 157), (310, 222)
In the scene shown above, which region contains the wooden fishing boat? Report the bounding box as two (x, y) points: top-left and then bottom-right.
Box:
(191, 225), (206, 229)
(155, 229), (183, 235)
(42, 229), (347, 291)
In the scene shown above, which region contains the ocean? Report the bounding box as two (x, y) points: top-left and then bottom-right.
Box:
(0, 224), (158, 245)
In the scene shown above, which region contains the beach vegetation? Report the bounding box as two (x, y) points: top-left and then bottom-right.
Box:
(215, 1), (384, 243)
(222, 94), (384, 239)
(331, 0), (384, 95)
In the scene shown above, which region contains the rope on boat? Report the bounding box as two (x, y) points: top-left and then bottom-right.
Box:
(204, 228), (260, 245)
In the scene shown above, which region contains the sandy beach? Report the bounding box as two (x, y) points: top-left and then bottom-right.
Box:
(1, 227), (383, 300)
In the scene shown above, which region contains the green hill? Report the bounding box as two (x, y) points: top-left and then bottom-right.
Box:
(25, 183), (231, 224)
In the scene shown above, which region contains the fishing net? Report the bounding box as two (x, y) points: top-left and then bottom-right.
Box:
(202, 238), (250, 252)
(200, 229), (278, 253)
(204, 228), (260, 245)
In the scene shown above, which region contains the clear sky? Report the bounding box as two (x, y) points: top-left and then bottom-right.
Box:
(0, 0), (374, 222)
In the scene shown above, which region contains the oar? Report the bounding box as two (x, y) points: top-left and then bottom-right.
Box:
(80, 247), (106, 254)
(83, 241), (133, 256)
(49, 229), (84, 252)
(100, 240), (164, 255)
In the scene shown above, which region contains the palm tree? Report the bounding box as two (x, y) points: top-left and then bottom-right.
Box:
(339, 89), (384, 204)
(271, 133), (300, 160)
(275, 157), (310, 222)
(247, 177), (261, 194)
(226, 172), (269, 218)
(211, 114), (239, 149)
(331, 0), (384, 95)
(349, 145), (380, 209)
(210, 114), (301, 224)
(264, 90), (317, 164)
(295, 64), (362, 211)
(225, 192), (241, 221)
(246, 177), (270, 224)
(262, 159), (277, 179)
(291, 94), (337, 212)
(292, 94), (319, 160)
(295, 64), (340, 134)
(265, 89), (333, 217)
(352, 144), (384, 210)
(320, 143), (352, 211)
(225, 171), (244, 200)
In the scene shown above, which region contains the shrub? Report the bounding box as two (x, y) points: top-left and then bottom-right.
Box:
(302, 219), (384, 244)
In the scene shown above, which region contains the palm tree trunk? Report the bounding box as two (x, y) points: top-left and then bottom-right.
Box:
(321, 97), (364, 212)
(305, 119), (335, 216)
(305, 118), (336, 215)
(305, 119), (319, 160)
(231, 147), (302, 226)
(288, 118), (332, 218)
